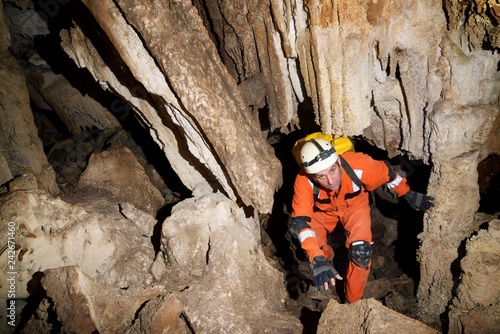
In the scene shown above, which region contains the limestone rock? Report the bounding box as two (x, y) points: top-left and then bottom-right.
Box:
(26, 71), (120, 136)
(448, 218), (500, 334)
(0, 2), (58, 195)
(41, 267), (97, 334)
(0, 153), (13, 187)
(0, 190), (156, 298)
(363, 277), (395, 300)
(446, 0), (500, 49)
(41, 265), (164, 334)
(317, 298), (440, 334)
(77, 146), (164, 216)
(126, 294), (189, 334)
(104, 129), (172, 198)
(18, 298), (54, 334)
(66, 0), (282, 214)
(159, 193), (302, 333)
(1, 0), (499, 332)
(60, 10), (232, 208)
(2, 2), (49, 54)
(416, 156), (483, 325)
(119, 202), (156, 237)
(7, 174), (38, 192)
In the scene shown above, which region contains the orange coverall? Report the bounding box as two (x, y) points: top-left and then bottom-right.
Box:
(291, 151), (410, 302)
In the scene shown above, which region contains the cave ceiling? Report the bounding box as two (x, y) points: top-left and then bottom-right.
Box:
(2, 0), (499, 213)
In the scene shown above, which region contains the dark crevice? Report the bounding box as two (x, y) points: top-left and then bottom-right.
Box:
(478, 154), (500, 214)
(394, 62), (411, 153)
(180, 312), (196, 334)
(299, 307), (321, 334)
(153, 202), (177, 253)
(385, 54), (391, 76)
(441, 0), (451, 30)
(258, 105), (271, 131)
(450, 238), (467, 298)
(132, 298), (151, 323)
(31, 104), (72, 154)
(13, 272), (62, 334)
(296, 97), (321, 134)
(206, 236), (211, 265)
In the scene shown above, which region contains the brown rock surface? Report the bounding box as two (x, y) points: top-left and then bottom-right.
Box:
(318, 298), (440, 334)
(447, 218), (500, 334)
(41, 266), (164, 334)
(77, 146), (165, 216)
(127, 294), (189, 334)
(158, 193), (302, 333)
(0, 2), (58, 195)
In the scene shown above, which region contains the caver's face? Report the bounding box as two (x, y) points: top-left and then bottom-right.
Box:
(312, 160), (342, 191)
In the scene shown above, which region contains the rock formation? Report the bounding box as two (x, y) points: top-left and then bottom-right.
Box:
(0, 0), (499, 333)
(318, 298), (440, 334)
(447, 216), (500, 333)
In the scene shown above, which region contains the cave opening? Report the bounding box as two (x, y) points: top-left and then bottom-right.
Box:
(477, 153), (500, 215)
(264, 129), (432, 329)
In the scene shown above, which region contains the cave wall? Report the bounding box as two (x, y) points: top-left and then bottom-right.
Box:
(0, 2), (58, 195)
(0, 0), (499, 331)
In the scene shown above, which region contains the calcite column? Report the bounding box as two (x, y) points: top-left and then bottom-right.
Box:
(418, 80), (499, 325)
(73, 0), (282, 213)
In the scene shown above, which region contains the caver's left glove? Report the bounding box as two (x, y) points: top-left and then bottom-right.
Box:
(312, 256), (342, 291)
(404, 190), (434, 212)
(289, 216), (311, 238)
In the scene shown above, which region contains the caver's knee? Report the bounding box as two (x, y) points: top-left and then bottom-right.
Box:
(348, 240), (372, 268)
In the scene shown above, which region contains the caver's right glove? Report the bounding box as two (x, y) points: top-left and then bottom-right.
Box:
(312, 256), (342, 291)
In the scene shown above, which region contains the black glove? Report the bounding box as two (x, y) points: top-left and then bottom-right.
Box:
(404, 190), (434, 212)
(312, 256), (339, 291)
(289, 216), (311, 238)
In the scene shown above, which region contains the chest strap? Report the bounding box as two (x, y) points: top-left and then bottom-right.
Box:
(339, 155), (364, 189)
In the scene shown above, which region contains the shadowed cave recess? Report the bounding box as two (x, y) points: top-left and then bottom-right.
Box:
(2, 1), (499, 333)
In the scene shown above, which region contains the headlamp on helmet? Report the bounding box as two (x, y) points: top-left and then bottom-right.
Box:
(300, 138), (339, 174)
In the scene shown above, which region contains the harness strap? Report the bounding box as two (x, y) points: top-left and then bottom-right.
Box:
(309, 155), (364, 200)
(339, 155), (364, 189)
(312, 183), (320, 197)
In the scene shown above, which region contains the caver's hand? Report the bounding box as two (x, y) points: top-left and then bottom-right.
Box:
(404, 190), (434, 212)
(312, 256), (343, 291)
